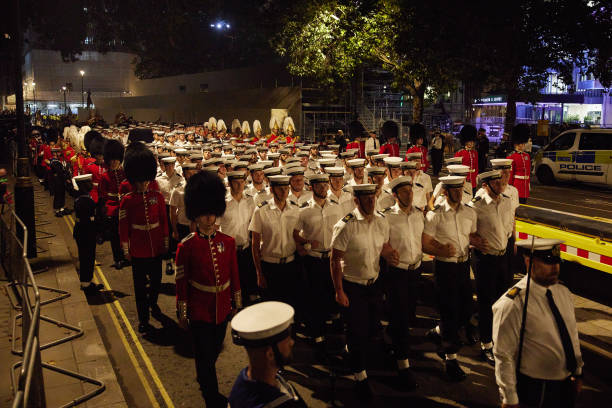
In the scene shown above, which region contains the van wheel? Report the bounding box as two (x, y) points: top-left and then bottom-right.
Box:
(536, 166), (555, 185)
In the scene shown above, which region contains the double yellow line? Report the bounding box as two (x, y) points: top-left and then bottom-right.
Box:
(64, 215), (174, 408)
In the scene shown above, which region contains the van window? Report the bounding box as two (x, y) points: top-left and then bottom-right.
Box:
(546, 132), (575, 151)
(578, 133), (612, 150)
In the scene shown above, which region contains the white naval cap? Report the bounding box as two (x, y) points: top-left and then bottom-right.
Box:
(387, 176), (413, 192)
(365, 149), (379, 156)
(202, 166), (219, 175)
(351, 183), (377, 196)
(318, 158), (336, 167)
(248, 163), (265, 172)
(72, 174), (92, 191)
(268, 152), (281, 159)
(383, 157), (403, 167)
(406, 152), (422, 159)
(347, 158), (366, 168)
(446, 164), (470, 175)
(490, 158), (513, 169)
(444, 157), (463, 165)
(401, 160), (418, 169)
(308, 173), (330, 183)
(321, 153), (338, 160)
(367, 166), (386, 176)
(516, 238), (564, 263)
(181, 162), (198, 170)
(174, 148), (189, 155)
(233, 161), (250, 169)
(371, 154), (389, 161)
(263, 167), (282, 176)
(477, 169), (502, 184)
(231, 301), (294, 346)
(325, 166), (345, 176)
(439, 175), (466, 188)
(284, 166), (305, 176)
(268, 175), (291, 186)
(161, 157), (177, 164)
(227, 170), (247, 180)
(260, 160), (274, 169)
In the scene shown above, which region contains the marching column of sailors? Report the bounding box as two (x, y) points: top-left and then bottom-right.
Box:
(30, 116), (579, 407)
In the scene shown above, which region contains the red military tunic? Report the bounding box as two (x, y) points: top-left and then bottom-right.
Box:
(454, 148), (478, 186)
(119, 179), (160, 195)
(379, 142), (400, 157)
(41, 144), (53, 170)
(508, 150), (531, 199)
(83, 161), (106, 203)
(62, 146), (75, 163)
(100, 168), (126, 217)
(119, 190), (169, 259)
(175, 232), (241, 324)
(406, 145), (430, 172)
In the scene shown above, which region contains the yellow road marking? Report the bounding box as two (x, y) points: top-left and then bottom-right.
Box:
(527, 196), (612, 215)
(65, 215), (171, 407)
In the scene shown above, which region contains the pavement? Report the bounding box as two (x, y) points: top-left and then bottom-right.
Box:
(1, 172), (611, 408)
(0, 179), (127, 408)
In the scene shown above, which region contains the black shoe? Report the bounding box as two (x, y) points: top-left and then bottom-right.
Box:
(398, 368), (418, 390)
(445, 359), (467, 382)
(112, 261), (123, 270)
(138, 322), (153, 333)
(96, 236), (104, 245)
(165, 262), (174, 275)
(481, 348), (495, 366)
(151, 304), (162, 318)
(55, 211), (63, 217)
(355, 378), (373, 400)
(465, 324), (479, 345)
(426, 328), (442, 346)
(121, 259), (131, 267)
(81, 282), (104, 294)
(62, 208), (72, 215)
(204, 393), (228, 408)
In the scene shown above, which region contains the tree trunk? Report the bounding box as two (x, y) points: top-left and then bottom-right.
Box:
(408, 84), (426, 124)
(504, 86), (518, 133)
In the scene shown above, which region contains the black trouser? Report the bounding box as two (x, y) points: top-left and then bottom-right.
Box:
(304, 255), (335, 341)
(75, 227), (96, 283)
(108, 215), (124, 263)
(519, 197), (527, 204)
(51, 173), (65, 210)
(385, 266), (421, 364)
(177, 223), (191, 241)
(506, 235), (520, 288)
(190, 320), (228, 405)
(165, 205), (177, 261)
(479, 156), (488, 174)
(341, 279), (383, 374)
(431, 148), (443, 176)
(517, 373), (576, 408)
(472, 250), (509, 344)
(131, 256), (162, 324)
(237, 246), (257, 304)
(261, 260), (298, 310)
(433, 259), (473, 354)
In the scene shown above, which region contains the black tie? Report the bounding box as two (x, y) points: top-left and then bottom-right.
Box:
(546, 289), (577, 373)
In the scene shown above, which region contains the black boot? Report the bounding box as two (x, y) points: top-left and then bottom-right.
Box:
(445, 359), (467, 382)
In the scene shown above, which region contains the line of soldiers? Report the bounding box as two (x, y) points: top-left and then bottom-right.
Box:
(29, 116), (578, 407)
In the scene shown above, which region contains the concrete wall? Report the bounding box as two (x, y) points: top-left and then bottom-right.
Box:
(129, 64), (295, 96)
(92, 86), (302, 130)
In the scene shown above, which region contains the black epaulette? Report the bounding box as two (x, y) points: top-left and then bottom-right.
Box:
(505, 287), (521, 299)
(415, 182), (423, 188)
(289, 200), (297, 206)
(377, 210), (385, 217)
(471, 196), (482, 203)
(415, 206), (423, 212)
(181, 232), (196, 244)
(463, 189), (471, 195)
(433, 204), (441, 211)
(502, 193), (510, 198)
(382, 206), (393, 213)
(342, 213), (355, 223)
(257, 200), (268, 208)
(299, 202), (309, 208)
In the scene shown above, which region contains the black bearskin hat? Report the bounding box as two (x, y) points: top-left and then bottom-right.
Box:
(123, 142), (157, 184)
(409, 123), (426, 144)
(184, 171), (227, 221)
(382, 120), (399, 141)
(84, 130), (102, 152)
(103, 139), (125, 164)
(459, 125), (477, 145)
(128, 128), (153, 144)
(44, 128), (58, 144)
(88, 135), (105, 157)
(511, 124), (530, 145)
(348, 120), (367, 140)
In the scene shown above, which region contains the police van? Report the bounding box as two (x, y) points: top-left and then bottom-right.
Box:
(535, 128), (612, 186)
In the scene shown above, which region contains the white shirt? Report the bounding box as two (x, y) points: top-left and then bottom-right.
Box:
(288, 189), (312, 208)
(431, 135), (443, 150)
(296, 198), (345, 253)
(218, 192), (256, 247)
(155, 172), (183, 204)
(412, 171), (433, 209)
(328, 189), (355, 216)
(376, 188), (396, 212)
(331, 208), (389, 281)
(365, 137), (380, 152)
(249, 200), (299, 259)
(169, 184), (190, 226)
(247, 185), (272, 206)
(469, 191), (513, 253)
(384, 204), (424, 268)
(433, 180), (473, 206)
(493, 277), (584, 405)
(475, 184), (519, 239)
(424, 198), (477, 261)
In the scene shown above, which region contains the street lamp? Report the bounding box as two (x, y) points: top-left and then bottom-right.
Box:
(61, 86), (67, 115)
(80, 70), (85, 107)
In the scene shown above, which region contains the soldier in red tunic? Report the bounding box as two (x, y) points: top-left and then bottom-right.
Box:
(379, 120), (400, 157)
(82, 132), (106, 204)
(100, 139), (128, 269)
(507, 124), (531, 204)
(119, 142), (169, 333)
(176, 171), (241, 407)
(406, 124), (430, 172)
(454, 125), (479, 191)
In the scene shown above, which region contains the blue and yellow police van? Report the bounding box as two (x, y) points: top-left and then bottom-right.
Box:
(535, 128), (612, 186)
